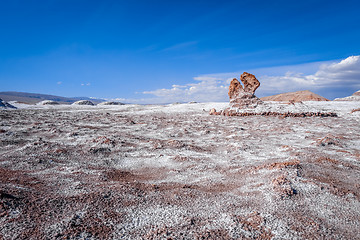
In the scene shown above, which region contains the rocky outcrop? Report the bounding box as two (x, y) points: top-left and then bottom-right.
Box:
(261, 90), (329, 102)
(228, 72), (263, 110)
(37, 100), (59, 105)
(72, 100), (95, 106)
(210, 72), (263, 116)
(0, 98), (16, 109)
(209, 73), (338, 117)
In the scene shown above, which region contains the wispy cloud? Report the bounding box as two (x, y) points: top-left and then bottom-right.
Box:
(57, 81), (62, 85)
(81, 83), (91, 86)
(160, 41), (198, 52)
(139, 55), (360, 103)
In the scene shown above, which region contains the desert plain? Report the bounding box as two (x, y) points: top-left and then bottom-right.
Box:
(1, 101), (360, 239)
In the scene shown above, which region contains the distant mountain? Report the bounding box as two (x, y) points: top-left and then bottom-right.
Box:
(334, 90), (360, 101)
(260, 90), (329, 102)
(0, 91), (105, 104)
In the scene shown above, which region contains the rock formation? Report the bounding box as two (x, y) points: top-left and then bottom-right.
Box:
(228, 72), (263, 109)
(239, 72), (260, 94)
(209, 72), (339, 117)
(72, 100), (95, 106)
(228, 78), (243, 100)
(210, 72), (263, 116)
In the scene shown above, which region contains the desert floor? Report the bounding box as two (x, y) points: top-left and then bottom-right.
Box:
(1, 101), (360, 239)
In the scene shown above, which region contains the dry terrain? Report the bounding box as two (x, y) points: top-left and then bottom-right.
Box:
(1, 102), (360, 239)
(260, 90), (329, 102)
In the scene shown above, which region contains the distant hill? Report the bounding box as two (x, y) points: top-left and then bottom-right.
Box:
(260, 90), (329, 102)
(0, 91), (105, 104)
(334, 90), (360, 101)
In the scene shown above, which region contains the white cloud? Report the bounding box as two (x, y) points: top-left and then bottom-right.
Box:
(81, 83), (91, 86)
(57, 81), (62, 85)
(143, 76), (230, 103)
(257, 55), (360, 94)
(312, 55), (360, 86)
(140, 55), (360, 103)
(193, 76), (221, 81)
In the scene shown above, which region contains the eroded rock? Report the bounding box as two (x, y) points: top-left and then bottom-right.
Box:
(228, 72), (263, 109)
(240, 72), (260, 94)
(228, 78), (243, 100)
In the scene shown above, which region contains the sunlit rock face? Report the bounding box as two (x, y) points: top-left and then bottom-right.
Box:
(228, 72), (263, 110)
(239, 72), (260, 94)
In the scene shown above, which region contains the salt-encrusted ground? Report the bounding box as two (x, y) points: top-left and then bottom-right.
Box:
(1, 101), (360, 239)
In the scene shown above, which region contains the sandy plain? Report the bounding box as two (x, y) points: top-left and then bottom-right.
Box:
(1, 101), (360, 239)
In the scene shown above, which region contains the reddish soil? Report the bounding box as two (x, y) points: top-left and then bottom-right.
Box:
(0, 106), (360, 239)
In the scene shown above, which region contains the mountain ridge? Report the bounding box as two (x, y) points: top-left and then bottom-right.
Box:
(0, 91), (105, 104)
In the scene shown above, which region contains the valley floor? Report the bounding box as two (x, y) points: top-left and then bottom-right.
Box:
(1, 101), (360, 239)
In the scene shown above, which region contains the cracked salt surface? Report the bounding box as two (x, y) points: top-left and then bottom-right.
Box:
(0, 101), (360, 239)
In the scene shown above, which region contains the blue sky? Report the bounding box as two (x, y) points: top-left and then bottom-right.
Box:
(0, 0), (360, 103)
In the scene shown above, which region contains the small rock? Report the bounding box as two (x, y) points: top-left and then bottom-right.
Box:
(209, 108), (217, 115)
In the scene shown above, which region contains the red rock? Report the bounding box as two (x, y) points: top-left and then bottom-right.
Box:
(351, 108), (360, 113)
(209, 108), (217, 115)
(240, 72), (260, 94)
(228, 72), (263, 110)
(228, 78), (243, 99)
